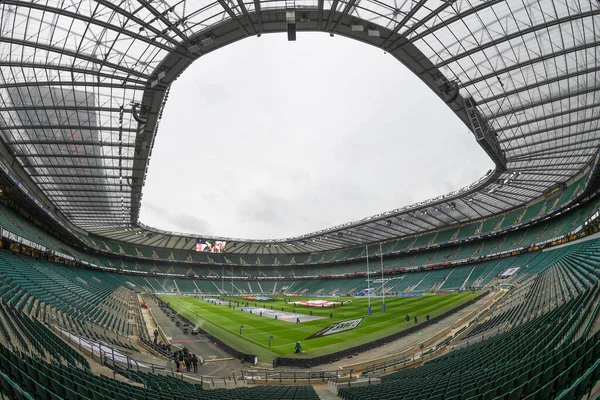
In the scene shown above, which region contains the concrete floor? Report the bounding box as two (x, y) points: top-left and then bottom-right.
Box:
(147, 296), (245, 377)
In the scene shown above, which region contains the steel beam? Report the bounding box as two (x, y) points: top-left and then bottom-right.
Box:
(459, 41), (599, 89)
(0, 124), (137, 132)
(0, 37), (151, 79)
(0, 61), (146, 84)
(434, 10), (599, 69)
(8, 140), (135, 147)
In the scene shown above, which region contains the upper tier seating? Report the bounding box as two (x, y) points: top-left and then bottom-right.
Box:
(0, 175), (596, 269)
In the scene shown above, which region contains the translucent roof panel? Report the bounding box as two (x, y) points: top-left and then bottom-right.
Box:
(0, 0), (598, 249)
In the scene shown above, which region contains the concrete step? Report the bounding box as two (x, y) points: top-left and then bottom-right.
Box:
(315, 389), (339, 400)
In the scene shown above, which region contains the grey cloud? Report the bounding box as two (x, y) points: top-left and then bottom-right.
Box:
(143, 202), (213, 233)
(237, 189), (291, 225)
(138, 33), (493, 239)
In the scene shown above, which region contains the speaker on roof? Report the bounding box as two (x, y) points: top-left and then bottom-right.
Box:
(286, 10), (296, 41)
(287, 24), (296, 41)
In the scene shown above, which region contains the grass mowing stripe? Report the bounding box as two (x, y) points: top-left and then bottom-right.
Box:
(164, 300), (272, 351)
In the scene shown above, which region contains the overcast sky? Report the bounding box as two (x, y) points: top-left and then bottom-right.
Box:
(139, 32), (493, 240)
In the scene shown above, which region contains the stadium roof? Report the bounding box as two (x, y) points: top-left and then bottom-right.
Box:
(0, 0), (598, 253)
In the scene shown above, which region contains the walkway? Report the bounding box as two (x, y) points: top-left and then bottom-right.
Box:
(315, 387), (338, 400)
(146, 296), (243, 377)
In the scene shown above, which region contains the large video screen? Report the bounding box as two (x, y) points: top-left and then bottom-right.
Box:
(195, 239), (226, 253)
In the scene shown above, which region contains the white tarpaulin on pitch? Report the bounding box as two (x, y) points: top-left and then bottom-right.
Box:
(291, 299), (342, 307)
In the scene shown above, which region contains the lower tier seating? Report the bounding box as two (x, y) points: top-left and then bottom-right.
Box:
(340, 282), (600, 400)
(0, 338), (318, 400)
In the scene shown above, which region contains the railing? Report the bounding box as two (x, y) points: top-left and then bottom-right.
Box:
(360, 344), (445, 376)
(239, 369), (349, 384)
(448, 323), (508, 351)
(328, 373), (381, 392)
(54, 325), (211, 384)
(53, 326), (140, 373)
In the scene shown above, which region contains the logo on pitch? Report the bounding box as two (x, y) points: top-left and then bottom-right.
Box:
(307, 317), (364, 339)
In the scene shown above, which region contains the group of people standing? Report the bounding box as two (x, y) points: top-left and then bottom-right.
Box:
(404, 314), (431, 324)
(153, 329), (171, 350)
(174, 347), (199, 373)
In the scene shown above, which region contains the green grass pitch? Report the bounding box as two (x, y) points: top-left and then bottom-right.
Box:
(160, 292), (478, 362)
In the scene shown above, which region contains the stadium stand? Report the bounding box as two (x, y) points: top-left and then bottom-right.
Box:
(0, 143), (595, 398)
(339, 283), (600, 400)
(0, 252), (137, 350)
(0, 199), (598, 302)
(0, 186), (596, 399)
(0, 339), (319, 400)
(438, 266), (472, 290)
(66, 197), (595, 278)
(0, 247), (325, 400)
(117, 368), (320, 400)
(0, 175), (592, 270)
